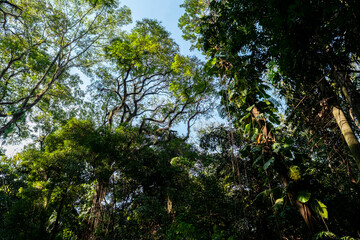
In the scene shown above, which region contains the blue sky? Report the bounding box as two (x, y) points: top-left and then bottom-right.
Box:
(121, 0), (197, 56)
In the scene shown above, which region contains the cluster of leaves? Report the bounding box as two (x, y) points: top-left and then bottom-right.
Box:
(0, 120), (242, 239)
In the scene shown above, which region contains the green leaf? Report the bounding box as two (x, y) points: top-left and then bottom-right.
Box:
(244, 123), (251, 133)
(272, 142), (281, 153)
(255, 188), (276, 200)
(204, 57), (217, 69)
(313, 231), (336, 239)
(239, 112), (251, 123)
(289, 165), (301, 181)
(252, 154), (263, 166)
(250, 127), (260, 141)
(275, 198), (284, 205)
(310, 199), (328, 219)
(263, 157), (275, 170)
(297, 190), (311, 203)
(317, 200), (328, 219)
(273, 197), (284, 211)
(246, 105), (255, 111)
(268, 112), (281, 125)
(251, 145), (262, 153)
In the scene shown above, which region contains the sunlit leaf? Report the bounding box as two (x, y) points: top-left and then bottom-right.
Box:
(275, 198), (284, 205)
(272, 142), (281, 153)
(246, 105), (255, 111)
(310, 199), (328, 219)
(244, 123), (251, 133)
(289, 165), (301, 181)
(297, 190), (311, 203)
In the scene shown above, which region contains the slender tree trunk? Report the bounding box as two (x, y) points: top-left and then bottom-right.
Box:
(91, 182), (106, 238)
(332, 106), (360, 171)
(318, 79), (360, 172)
(332, 65), (360, 124)
(50, 190), (67, 240)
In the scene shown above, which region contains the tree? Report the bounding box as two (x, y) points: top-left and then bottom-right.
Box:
(0, 118), (204, 239)
(0, 0), (131, 138)
(0, 1), (22, 24)
(86, 19), (215, 138)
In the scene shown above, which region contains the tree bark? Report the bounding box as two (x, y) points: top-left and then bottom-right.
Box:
(317, 79), (360, 172)
(332, 106), (360, 171)
(82, 182), (107, 240)
(332, 65), (360, 124)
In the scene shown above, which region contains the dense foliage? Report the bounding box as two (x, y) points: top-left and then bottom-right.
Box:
(1, 0), (360, 239)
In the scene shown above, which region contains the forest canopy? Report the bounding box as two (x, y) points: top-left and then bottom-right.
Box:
(1, 0), (360, 239)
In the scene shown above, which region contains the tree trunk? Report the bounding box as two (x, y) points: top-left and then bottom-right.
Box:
(82, 182), (107, 240)
(317, 79), (360, 172)
(332, 106), (360, 171)
(50, 190), (67, 240)
(332, 65), (360, 124)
